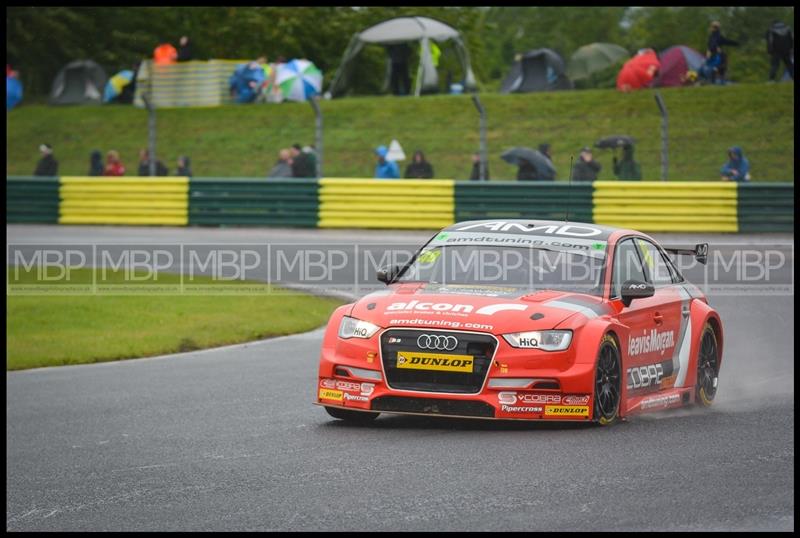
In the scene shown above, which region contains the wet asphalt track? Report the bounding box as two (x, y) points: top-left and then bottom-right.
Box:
(6, 225), (795, 531)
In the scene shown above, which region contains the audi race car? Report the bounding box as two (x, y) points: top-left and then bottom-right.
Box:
(316, 219), (723, 425)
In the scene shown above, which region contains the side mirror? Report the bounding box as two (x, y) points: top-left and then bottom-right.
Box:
(376, 264), (401, 285)
(620, 280), (655, 307)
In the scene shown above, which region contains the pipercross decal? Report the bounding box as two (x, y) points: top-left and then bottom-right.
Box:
(628, 329), (675, 357)
(455, 221), (603, 237)
(386, 301), (526, 316)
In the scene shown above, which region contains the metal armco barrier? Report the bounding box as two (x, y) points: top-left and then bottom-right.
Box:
(59, 177), (189, 226)
(7, 177), (60, 223)
(456, 182), (593, 223)
(318, 178), (455, 229)
(593, 181), (739, 232)
(189, 178), (319, 227)
(737, 183), (794, 232)
(5, 176), (795, 232)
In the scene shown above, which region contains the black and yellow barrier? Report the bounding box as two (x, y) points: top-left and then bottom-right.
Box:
(59, 177), (189, 226)
(189, 178), (319, 227)
(456, 182), (593, 223)
(7, 177), (60, 223)
(737, 183), (794, 232)
(593, 181), (739, 232)
(318, 178), (455, 229)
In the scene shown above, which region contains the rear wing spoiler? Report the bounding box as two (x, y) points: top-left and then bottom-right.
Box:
(663, 243), (708, 265)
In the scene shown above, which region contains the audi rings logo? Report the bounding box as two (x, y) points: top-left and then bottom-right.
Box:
(417, 334), (458, 351)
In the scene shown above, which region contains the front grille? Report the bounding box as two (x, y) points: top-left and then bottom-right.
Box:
(380, 329), (496, 394)
(371, 396), (495, 418)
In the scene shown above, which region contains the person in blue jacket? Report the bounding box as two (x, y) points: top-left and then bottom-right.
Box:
(229, 61), (265, 103)
(374, 145), (399, 179)
(720, 146), (750, 181)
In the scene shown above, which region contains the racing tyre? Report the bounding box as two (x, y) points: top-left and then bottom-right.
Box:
(325, 406), (380, 423)
(594, 335), (621, 426)
(695, 323), (719, 407)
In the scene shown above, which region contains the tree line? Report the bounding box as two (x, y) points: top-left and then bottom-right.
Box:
(7, 6), (794, 98)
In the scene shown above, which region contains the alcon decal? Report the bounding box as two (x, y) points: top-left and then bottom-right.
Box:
(386, 301), (527, 316)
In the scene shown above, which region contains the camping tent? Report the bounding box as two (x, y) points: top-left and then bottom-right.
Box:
(328, 16), (477, 97)
(500, 48), (573, 93)
(654, 45), (705, 87)
(49, 60), (107, 105)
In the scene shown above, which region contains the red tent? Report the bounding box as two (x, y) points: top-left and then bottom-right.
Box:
(616, 49), (661, 92)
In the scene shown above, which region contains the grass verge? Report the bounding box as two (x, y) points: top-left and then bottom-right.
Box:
(6, 267), (343, 370)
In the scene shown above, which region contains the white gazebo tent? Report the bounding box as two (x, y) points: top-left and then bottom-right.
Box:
(328, 16), (478, 97)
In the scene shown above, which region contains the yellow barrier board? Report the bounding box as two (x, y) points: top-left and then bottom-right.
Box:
(318, 178), (455, 230)
(58, 177), (189, 226)
(593, 181), (738, 232)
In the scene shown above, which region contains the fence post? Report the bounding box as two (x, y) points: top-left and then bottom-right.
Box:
(471, 94), (488, 181)
(309, 96), (323, 178)
(142, 92), (157, 177)
(655, 92), (668, 181)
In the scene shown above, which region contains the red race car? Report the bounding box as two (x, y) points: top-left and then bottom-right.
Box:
(316, 220), (723, 425)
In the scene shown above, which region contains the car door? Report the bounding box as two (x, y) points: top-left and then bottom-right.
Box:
(610, 238), (675, 397)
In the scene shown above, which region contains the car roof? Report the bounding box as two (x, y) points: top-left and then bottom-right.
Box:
(442, 219), (629, 242)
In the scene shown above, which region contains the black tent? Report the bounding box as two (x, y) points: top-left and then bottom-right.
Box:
(500, 49), (573, 93)
(49, 60), (107, 105)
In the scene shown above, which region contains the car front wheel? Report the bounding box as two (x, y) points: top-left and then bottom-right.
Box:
(594, 334), (621, 426)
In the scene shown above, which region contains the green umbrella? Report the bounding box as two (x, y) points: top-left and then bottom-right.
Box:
(567, 43), (629, 81)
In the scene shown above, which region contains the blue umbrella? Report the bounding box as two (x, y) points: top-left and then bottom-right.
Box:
(103, 70), (134, 103)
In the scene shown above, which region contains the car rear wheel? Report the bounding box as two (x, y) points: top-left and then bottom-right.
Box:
(695, 324), (719, 407)
(325, 406), (380, 423)
(594, 335), (621, 426)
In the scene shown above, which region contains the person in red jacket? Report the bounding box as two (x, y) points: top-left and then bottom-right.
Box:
(154, 42), (178, 65)
(104, 150), (126, 176)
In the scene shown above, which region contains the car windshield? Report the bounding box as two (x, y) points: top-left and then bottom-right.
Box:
(396, 245), (605, 296)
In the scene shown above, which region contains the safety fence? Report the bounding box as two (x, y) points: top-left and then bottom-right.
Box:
(6, 176), (795, 233)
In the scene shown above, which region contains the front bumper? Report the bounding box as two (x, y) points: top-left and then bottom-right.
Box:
(317, 330), (596, 421)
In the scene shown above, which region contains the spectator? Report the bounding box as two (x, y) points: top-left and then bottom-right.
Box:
(517, 159), (538, 181)
(33, 144), (58, 176)
(154, 41), (178, 65)
(177, 36), (192, 62)
(405, 150), (434, 179)
(104, 150), (126, 176)
(387, 43), (411, 96)
(706, 21), (739, 84)
(176, 155), (192, 177)
(469, 152), (489, 181)
(290, 144), (314, 178)
(88, 150), (104, 176)
(268, 149), (293, 178)
(613, 145), (642, 180)
(538, 143), (557, 180)
(374, 145), (400, 179)
(766, 21), (794, 81)
(720, 146), (751, 182)
(303, 145), (318, 178)
(572, 147), (602, 181)
(137, 148), (169, 176)
(229, 61), (265, 103)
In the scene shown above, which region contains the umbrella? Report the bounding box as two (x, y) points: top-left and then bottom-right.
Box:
(616, 49), (660, 92)
(276, 59), (322, 102)
(595, 135), (635, 149)
(567, 43), (629, 81)
(103, 70), (134, 103)
(501, 147), (556, 177)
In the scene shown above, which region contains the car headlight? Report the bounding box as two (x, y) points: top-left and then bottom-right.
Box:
(502, 330), (573, 351)
(338, 316), (381, 339)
